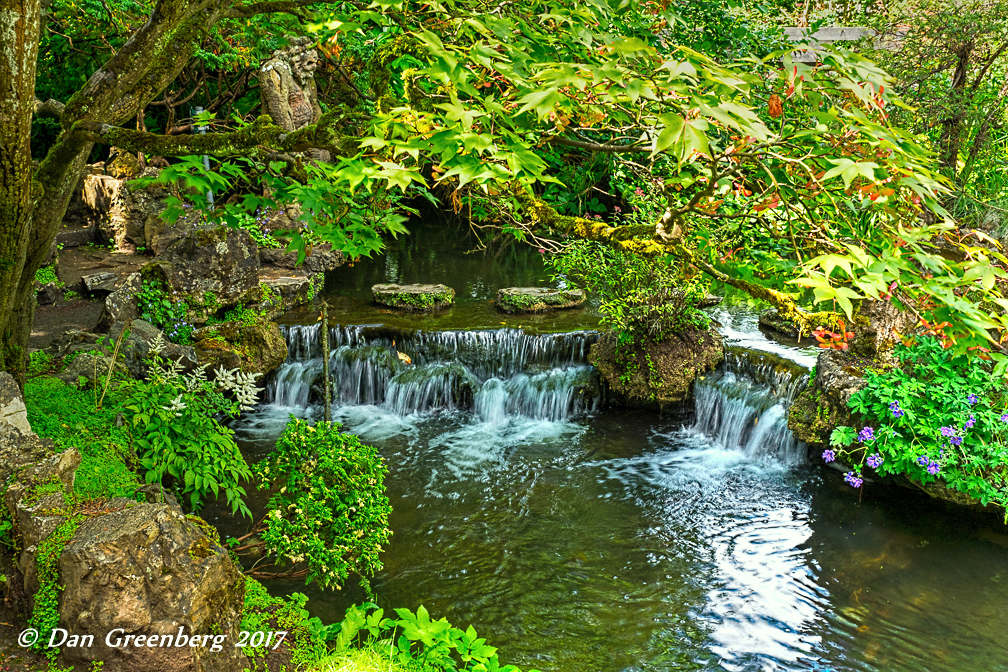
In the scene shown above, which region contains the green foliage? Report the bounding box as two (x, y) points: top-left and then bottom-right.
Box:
(223, 302), (266, 326)
(136, 279), (195, 344)
(34, 264), (63, 287)
(549, 240), (710, 344)
(325, 603), (538, 672)
(30, 514), (84, 657)
(239, 577), (330, 668)
(25, 377), (139, 500)
(829, 336), (1008, 513)
(119, 347), (258, 518)
(28, 351), (58, 378)
(236, 210), (281, 248)
(252, 418), (392, 590)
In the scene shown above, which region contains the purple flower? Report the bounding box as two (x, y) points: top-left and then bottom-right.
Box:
(927, 461), (941, 475)
(866, 453), (883, 469)
(1001, 413), (1008, 423)
(967, 393), (979, 405)
(965, 414), (975, 430)
(844, 472), (863, 488)
(857, 426), (875, 443)
(951, 435), (963, 446)
(940, 426), (955, 438)
(889, 401), (904, 418)
(822, 449), (836, 463)
(917, 455), (929, 467)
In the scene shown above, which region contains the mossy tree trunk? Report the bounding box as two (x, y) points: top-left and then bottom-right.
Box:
(0, 0), (41, 387)
(0, 0), (238, 387)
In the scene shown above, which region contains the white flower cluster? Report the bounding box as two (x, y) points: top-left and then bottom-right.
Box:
(214, 366), (264, 411)
(146, 336), (263, 412)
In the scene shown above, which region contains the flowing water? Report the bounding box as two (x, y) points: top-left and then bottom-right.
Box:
(224, 227), (1008, 671)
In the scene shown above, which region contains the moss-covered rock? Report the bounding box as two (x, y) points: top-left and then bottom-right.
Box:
(372, 283), (454, 311)
(589, 329), (724, 408)
(786, 348), (866, 447)
(758, 308), (800, 339)
(240, 273), (323, 320)
(496, 287), (586, 313)
(193, 319), (288, 376)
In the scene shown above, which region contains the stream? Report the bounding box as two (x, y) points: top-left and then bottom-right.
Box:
(222, 225), (1008, 672)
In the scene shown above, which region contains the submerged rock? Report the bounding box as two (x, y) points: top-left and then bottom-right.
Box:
(589, 329), (724, 408)
(372, 283), (455, 311)
(193, 318), (288, 376)
(496, 287), (585, 313)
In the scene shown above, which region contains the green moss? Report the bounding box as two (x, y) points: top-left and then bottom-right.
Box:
(30, 513), (85, 659)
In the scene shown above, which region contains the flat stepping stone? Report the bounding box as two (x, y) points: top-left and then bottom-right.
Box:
(372, 283), (455, 311)
(82, 271), (118, 295)
(496, 287), (586, 313)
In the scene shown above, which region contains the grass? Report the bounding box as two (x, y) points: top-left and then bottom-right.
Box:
(24, 377), (140, 500)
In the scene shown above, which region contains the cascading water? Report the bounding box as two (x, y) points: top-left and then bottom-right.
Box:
(268, 324), (602, 422)
(691, 347), (809, 464)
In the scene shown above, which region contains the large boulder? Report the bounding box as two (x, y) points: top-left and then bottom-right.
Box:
(60, 352), (130, 389)
(193, 319), (287, 376)
(372, 283), (454, 311)
(244, 272), (323, 319)
(57, 503), (246, 672)
(0, 371), (32, 436)
(4, 446), (246, 672)
(496, 287), (585, 313)
(144, 227), (260, 322)
(83, 168), (168, 250)
(787, 348), (866, 447)
(0, 373), (53, 487)
(144, 209), (204, 257)
(589, 329), (724, 408)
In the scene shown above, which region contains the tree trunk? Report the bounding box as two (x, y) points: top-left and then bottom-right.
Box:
(0, 0), (41, 386)
(0, 0), (232, 385)
(938, 42), (974, 177)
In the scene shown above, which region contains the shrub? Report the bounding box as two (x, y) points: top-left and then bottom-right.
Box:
(119, 335), (261, 517)
(241, 418), (392, 590)
(829, 336), (1008, 514)
(548, 240), (710, 344)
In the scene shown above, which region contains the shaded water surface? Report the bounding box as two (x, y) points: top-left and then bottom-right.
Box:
(224, 316), (1008, 672)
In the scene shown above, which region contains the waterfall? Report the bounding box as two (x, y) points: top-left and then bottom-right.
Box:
(269, 324), (602, 420)
(692, 348), (809, 464)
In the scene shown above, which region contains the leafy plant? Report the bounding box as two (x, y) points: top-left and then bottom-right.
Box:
(828, 336), (1008, 515)
(549, 240), (710, 344)
(136, 279), (195, 344)
(119, 336), (261, 517)
(325, 602), (538, 672)
(236, 417), (392, 588)
(34, 264), (63, 287)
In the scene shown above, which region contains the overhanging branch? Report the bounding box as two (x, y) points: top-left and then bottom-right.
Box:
(545, 135), (652, 154)
(33, 98), (65, 120)
(66, 113), (362, 159)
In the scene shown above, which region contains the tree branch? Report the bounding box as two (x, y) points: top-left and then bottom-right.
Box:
(545, 134), (652, 154)
(226, 0), (319, 17)
(67, 112), (362, 159)
(33, 98), (65, 120)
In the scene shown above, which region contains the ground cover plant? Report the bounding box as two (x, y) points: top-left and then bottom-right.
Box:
(828, 336), (1008, 514)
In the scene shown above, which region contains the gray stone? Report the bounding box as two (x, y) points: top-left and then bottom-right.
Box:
(36, 281), (65, 305)
(111, 319), (199, 379)
(145, 208), (203, 257)
(260, 244), (345, 273)
(56, 223), (97, 249)
(84, 169), (168, 250)
(145, 227), (260, 322)
(98, 272), (141, 332)
(193, 319), (287, 376)
(43, 330), (102, 359)
(61, 353), (130, 388)
(82, 271), (119, 295)
(0, 372), (33, 440)
(373, 283), (455, 311)
(248, 272), (323, 318)
(697, 294), (723, 308)
(57, 503), (247, 672)
(496, 287), (585, 313)
(758, 308), (800, 339)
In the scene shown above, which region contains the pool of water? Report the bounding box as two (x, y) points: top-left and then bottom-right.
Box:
(218, 228), (1008, 672)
